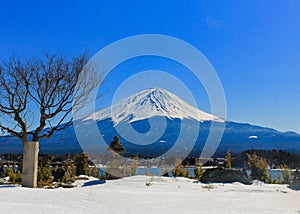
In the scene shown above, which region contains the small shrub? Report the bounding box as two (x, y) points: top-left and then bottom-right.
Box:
(38, 162), (53, 186)
(62, 154), (75, 183)
(225, 148), (232, 168)
(6, 164), (22, 183)
(266, 173), (279, 184)
(90, 165), (100, 178)
(172, 158), (186, 177)
(52, 167), (66, 182)
(280, 164), (292, 184)
(75, 153), (89, 176)
(131, 154), (138, 176)
(194, 164), (204, 180)
(173, 165), (184, 177)
(247, 153), (269, 182)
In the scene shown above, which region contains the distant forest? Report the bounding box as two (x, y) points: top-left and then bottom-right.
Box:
(232, 149), (300, 169)
(1, 149), (300, 169)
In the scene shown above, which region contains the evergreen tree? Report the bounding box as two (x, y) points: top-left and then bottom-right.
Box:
(194, 158), (204, 180)
(172, 158), (185, 177)
(280, 164), (292, 184)
(90, 164), (100, 178)
(37, 161), (53, 185)
(247, 153), (269, 182)
(6, 162), (22, 183)
(226, 148), (232, 168)
(131, 154), (139, 176)
(63, 154), (75, 183)
(75, 153), (89, 176)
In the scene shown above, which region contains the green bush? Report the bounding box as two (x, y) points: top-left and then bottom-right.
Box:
(172, 158), (188, 177)
(183, 168), (189, 178)
(75, 153), (89, 176)
(38, 162), (53, 185)
(266, 173), (279, 184)
(194, 164), (204, 180)
(63, 154), (75, 183)
(90, 165), (100, 178)
(280, 164), (292, 184)
(131, 154), (139, 176)
(173, 165), (184, 177)
(6, 164), (22, 183)
(226, 148), (232, 168)
(247, 153), (269, 182)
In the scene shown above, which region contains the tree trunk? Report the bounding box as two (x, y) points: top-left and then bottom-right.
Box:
(22, 141), (39, 188)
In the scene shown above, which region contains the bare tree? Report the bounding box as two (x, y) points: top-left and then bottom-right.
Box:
(0, 53), (102, 187)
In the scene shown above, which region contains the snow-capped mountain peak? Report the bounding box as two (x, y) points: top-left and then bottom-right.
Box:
(90, 88), (223, 124)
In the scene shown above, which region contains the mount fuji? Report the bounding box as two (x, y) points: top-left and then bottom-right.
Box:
(0, 87), (300, 156)
(88, 88), (223, 124)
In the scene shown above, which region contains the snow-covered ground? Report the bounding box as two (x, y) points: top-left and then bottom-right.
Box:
(0, 176), (299, 214)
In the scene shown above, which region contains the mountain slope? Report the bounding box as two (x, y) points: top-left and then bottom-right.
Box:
(87, 88), (223, 124)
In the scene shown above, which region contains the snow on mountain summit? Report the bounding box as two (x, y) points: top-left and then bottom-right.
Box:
(90, 88), (224, 124)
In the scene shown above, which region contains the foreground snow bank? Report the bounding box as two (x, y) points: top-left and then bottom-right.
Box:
(0, 176), (299, 214)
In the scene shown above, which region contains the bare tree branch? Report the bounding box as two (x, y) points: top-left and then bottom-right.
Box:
(0, 53), (103, 143)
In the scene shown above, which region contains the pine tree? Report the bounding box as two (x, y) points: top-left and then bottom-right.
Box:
(131, 154), (139, 176)
(280, 164), (292, 184)
(37, 161), (53, 186)
(63, 154), (75, 183)
(226, 148), (232, 168)
(6, 162), (22, 183)
(194, 158), (204, 180)
(75, 153), (89, 176)
(247, 153), (269, 182)
(90, 164), (100, 178)
(172, 158), (185, 177)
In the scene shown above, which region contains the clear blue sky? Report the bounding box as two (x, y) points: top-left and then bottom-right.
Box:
(0, 0), (299, 133)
